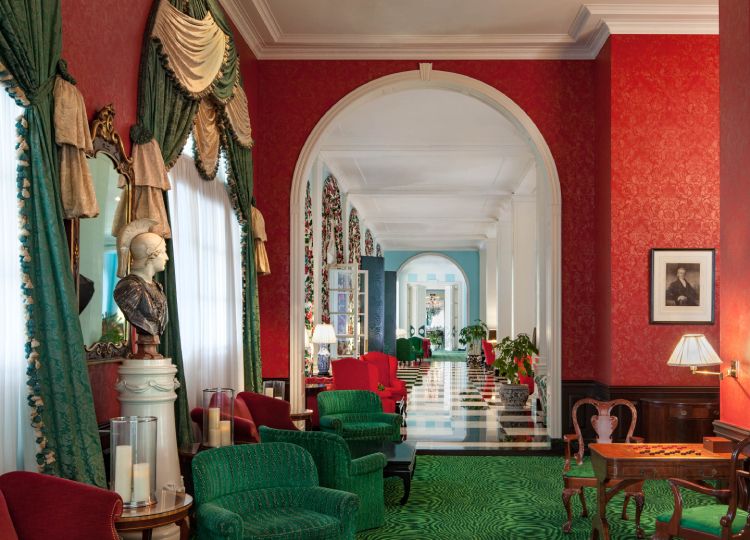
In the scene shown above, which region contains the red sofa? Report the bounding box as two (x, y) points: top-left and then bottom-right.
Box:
(331, 357), (396, 413)
(361, 351), (407, 403)
(190, 391), (300, 444)
(0, 471), (122, 540)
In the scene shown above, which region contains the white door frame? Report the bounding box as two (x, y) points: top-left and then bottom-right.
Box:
(288, 68), (563, 438)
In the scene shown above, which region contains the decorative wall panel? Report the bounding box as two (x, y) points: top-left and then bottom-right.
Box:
(321, 175), (344, 322)
(348, 207), (361, 265)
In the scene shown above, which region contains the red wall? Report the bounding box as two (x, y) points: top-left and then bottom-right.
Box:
(604, 35), (720, 387)
(595, 39), (613, 385)
(255, 60), (598, 379)
(719, 0), (750, 430)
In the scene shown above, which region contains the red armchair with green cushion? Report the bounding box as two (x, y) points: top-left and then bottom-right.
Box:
(396, 338), (416, 363)
(238, 391), (300, 431)
(331, 357), (396, 413)
(318, 390), (402, 442)
(191, 395), (260, 443)
(192, 442), (360, 540)
(0, 471), (123, 540)
(260, 427), (387, 531)
(361, 351), (407, 403)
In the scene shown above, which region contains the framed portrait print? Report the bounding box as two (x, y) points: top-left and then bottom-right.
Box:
(650, 248), (715, 324)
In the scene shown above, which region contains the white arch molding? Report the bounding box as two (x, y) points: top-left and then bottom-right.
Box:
(288, 68), (563, 438)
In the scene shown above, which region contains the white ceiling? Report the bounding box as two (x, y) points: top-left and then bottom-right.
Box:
(321, 88), (531, 251)
(220, 0), (717, 59)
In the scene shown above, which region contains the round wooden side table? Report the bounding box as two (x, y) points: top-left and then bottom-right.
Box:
(115, 494), (192, 540)
(290, 408), (314, 431)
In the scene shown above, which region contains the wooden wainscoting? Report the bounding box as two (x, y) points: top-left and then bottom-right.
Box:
(561, 381), (719, 444)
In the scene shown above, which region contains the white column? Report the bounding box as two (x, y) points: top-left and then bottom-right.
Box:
(484, 226), (498, 330)
(479, 246), (487, 325)
(512, 195), (537, 337)
(444, 284), (453, 349)
(497, 218), (513, 340)
(117, 358), (181, 539)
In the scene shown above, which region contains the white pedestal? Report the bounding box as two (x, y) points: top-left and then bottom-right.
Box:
(116, 358), (181, 540)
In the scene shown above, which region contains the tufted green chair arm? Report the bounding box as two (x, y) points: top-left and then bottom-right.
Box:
(196, 502), (243, 540)
(350, 452), (387, 476)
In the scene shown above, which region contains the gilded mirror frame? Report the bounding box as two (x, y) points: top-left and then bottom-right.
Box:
(67, 105), (134, 361)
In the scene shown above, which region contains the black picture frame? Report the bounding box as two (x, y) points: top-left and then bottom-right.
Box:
(649, 248), (715, 324)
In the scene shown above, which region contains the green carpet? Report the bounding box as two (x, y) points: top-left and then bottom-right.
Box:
(357, 455), (714, 540)
(429, 350), (466, 362)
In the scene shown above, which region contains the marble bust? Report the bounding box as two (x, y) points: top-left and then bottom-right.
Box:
(113, 219), (169, 355)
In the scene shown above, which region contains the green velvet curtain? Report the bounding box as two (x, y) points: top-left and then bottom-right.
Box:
(225, 136), (262, 391)
(133, 0), (263, 443)
(0, 0), (105, 485)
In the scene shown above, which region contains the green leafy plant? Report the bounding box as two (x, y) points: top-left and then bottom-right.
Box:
(458, 320), (488, 349)
(426, 328), (444, 349)
(493, 333), (539, 384)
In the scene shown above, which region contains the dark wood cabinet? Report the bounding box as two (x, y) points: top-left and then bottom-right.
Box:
(640, 397), (719, 443)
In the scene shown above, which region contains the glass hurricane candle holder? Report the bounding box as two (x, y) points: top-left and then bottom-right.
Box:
(110, 416), (157, 508)
(202, 388), (234, 448)
(263, 380), (286, 399)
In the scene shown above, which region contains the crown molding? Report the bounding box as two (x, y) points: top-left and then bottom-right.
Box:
(221, 2), (717, 61)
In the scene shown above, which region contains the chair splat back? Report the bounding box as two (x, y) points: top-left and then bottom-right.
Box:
(571, 398), (638, 464)
(726, 436), (750, 531)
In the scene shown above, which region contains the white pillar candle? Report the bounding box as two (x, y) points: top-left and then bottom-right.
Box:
(264, 387), (274, 398)
(207, 407), (220, 430)
(113, 445), (132, 503)
(208, 427), (220, 448)
(132, 462), (151, 503)
(219, 420), (231, 446)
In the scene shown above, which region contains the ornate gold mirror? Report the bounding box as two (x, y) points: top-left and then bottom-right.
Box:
(68, 105), (133, 360)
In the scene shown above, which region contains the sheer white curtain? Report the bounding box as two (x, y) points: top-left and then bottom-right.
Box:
(0, 92), (34, 473)
(168, 142), (243, 410)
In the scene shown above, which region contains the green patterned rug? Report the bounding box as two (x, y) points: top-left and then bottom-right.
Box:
(357, 455), (712, 540)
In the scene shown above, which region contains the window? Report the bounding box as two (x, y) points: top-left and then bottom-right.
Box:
(167, 141), (243, 409)
(0, 91), (32, 473)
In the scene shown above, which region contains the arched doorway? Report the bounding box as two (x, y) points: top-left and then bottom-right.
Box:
(289, 66), (562, 438)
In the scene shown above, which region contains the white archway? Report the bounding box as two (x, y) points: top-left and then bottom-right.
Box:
(289, 68), (562, 438)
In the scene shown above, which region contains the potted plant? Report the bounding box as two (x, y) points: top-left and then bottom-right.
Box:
(458, 320), (488, 358)
(493, 333), (539, 407)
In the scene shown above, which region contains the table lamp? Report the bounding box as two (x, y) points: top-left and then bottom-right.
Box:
(667, 334), (738, 380)
(312, 323), (337, 376)
(396, 328), (407, 339)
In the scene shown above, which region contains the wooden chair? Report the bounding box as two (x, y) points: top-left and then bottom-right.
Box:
(653, 435), (750, 540)
(562, 398), (645, 534)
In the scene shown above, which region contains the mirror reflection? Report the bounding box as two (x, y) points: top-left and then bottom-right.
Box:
(78, 154), (127, 347)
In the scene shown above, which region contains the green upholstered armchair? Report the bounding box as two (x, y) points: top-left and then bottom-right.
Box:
(408, 336), (425, 362)
(192, 442), (359, 540)
(259, 427), (386, 531)
(396, 338), (416, 363)
(318, 390), (402, 442)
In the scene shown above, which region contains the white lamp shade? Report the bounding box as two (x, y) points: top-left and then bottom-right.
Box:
(667, 334), (721, 367)
(396, 328), (407, 339)
(312, 324), (337, 344)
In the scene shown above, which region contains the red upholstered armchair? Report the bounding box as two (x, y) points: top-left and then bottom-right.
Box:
(0, 471), (122, 540)
(331, 357), (396, 413)
(422, 338), (432, 359)
(237, 391), (300, 431)
(191, 395), (260, 444)
(361, 351), (407, 403)
(482, 339), (495, 368)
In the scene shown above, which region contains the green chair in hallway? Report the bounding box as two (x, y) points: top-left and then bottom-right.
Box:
(396, 338), (416, 363)
(318, 390), (402, 442)
(408, 336), (425, 363)
(260, 427), (387, 532)
(192, 442), (359, 540)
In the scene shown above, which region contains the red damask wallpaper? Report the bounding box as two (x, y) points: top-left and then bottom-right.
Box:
(254, 59), (598, 379)
(608, 35), (720, 386)
(719, 0), (750, 429)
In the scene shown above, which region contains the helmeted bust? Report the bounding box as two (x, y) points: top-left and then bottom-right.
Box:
(113, 219), (169, 345)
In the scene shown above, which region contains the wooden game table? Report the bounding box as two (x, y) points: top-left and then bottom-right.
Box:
(589, 443), (733, 540)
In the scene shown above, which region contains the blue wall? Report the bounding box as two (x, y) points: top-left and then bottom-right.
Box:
(383, 250), (480, 323)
